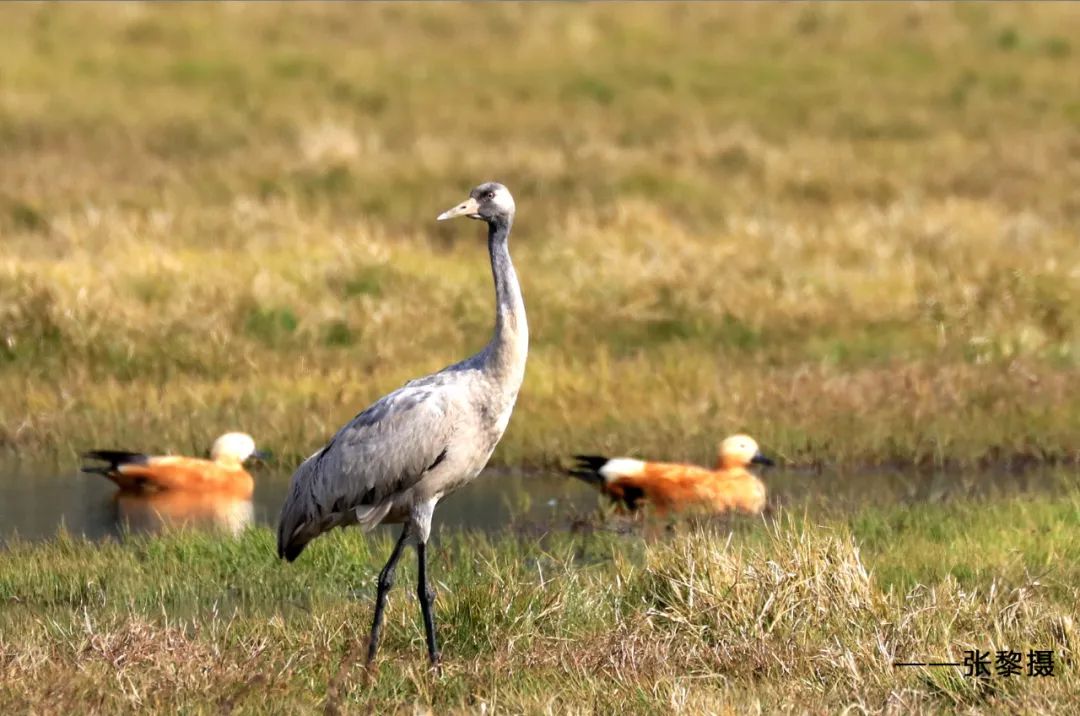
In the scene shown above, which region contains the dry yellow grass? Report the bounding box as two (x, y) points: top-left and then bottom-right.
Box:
(1, 3), (1077, 469)
(2, 507), (1078, 712)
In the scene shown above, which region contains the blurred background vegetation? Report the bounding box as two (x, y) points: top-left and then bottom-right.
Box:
(1, 2), (1078, 467)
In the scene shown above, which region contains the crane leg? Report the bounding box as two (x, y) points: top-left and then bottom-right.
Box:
(416, 541), (441, 668)
(366, 526), (409, 667)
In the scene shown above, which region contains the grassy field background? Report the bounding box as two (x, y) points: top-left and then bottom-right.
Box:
(2, 3), (1080, 712)
(1, 3), (1078, 468)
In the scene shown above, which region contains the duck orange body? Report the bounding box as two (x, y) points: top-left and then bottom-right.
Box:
(82, 432), (263, 499)
(569, 434), (774, 515)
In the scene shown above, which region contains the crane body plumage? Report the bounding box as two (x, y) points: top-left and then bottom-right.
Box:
(277, 355), (522, 558)
(276, 182), (526, 669)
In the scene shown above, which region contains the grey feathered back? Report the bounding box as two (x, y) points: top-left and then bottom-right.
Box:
(277, 381), (455, 560)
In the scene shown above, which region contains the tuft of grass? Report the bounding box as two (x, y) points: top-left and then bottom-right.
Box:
(1, 492), (1078, 712)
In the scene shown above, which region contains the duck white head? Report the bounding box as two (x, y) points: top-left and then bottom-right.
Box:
(210, 432), (264, 464)
(718, 434), (774, 470)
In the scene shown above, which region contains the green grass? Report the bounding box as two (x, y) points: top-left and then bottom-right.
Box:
(2, 493), (1078, 713)
(0, 3), (1078, 468)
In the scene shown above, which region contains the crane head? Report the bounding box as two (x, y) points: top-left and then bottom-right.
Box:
(437, 182), (515, 223)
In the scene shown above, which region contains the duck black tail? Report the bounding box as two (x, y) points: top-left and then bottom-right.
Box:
(567, 455), (610, 486)
(80, 450), (149, 476)
(568, 454), (647, 511)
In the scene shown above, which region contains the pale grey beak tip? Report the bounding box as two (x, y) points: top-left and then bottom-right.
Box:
(436, 196), (479, 222)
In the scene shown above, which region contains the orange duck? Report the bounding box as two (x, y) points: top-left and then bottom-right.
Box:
(569, 434), (774, 515)
(82, 432), (265, 499)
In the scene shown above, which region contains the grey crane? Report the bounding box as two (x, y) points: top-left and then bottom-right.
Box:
(276, 182), (527, 669)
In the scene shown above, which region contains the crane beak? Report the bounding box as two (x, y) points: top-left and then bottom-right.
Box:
(437, 196), (481, 221)
(750, 451), (775, 467)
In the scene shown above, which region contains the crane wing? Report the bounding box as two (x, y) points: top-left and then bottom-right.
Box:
(277, 381), (459, 561)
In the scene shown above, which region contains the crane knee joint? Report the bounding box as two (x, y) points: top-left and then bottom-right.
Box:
(377, 569), (397, 592)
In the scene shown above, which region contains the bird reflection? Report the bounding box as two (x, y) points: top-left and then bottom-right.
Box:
(112, 489), (253, 536)
(80, 431), (264, 537)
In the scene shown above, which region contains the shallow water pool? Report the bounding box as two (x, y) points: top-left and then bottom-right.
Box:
(0, 460), (1073, 543)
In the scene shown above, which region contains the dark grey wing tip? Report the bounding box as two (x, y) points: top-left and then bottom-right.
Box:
(276, 516), (299, 561)
(279, 541), (306, 562)
(276, 495), (310, 563)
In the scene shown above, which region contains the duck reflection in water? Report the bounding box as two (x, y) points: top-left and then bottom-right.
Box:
(81, 432), (264, 536)
(111, 489), (254, 536)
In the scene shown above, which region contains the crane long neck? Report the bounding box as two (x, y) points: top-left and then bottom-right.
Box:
(486, 216), (528, 380)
